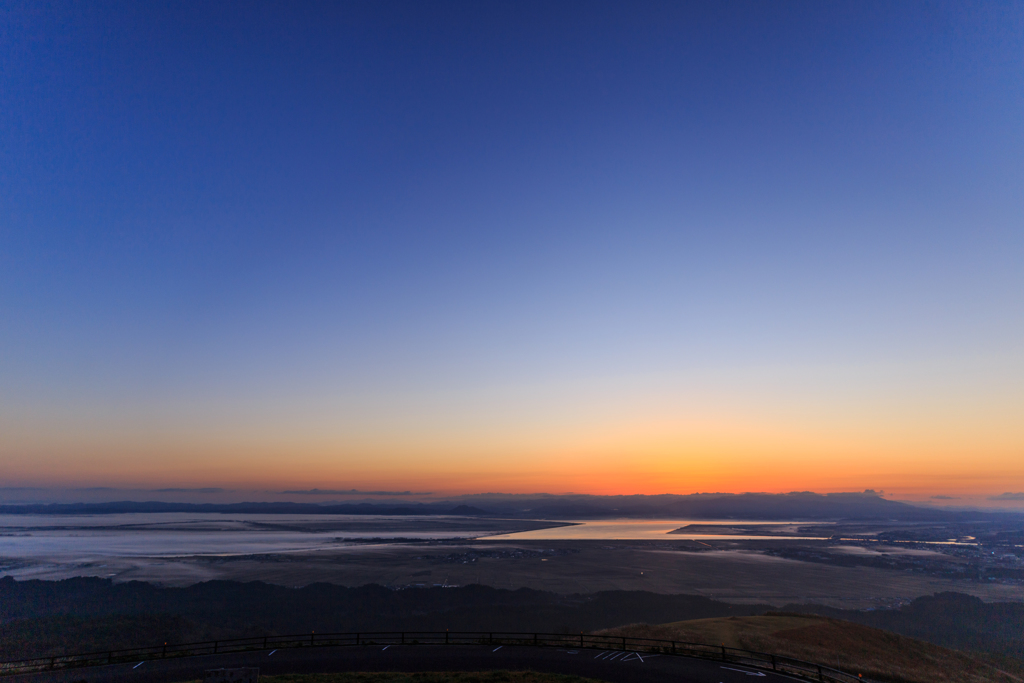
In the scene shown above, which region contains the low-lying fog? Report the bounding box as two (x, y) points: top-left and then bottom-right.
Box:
(3, 513), (1020, 608)
(0, 513), (562, 559)
(487, 519), (828, 540)
(0, 514), (827, 561)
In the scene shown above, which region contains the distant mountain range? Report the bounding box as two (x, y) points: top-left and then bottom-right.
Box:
(0, 500), (489, 517)
(445, 491), (1023, 521)
(1, 491), (1020, 521)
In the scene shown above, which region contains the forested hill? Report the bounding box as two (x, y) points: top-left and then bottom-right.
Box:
(0, 577), (765, 659)
(784, 592), (1024, 660)
(1, 578), (1022, 662)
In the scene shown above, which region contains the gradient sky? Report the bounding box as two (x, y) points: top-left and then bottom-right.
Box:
(2, 1), (1023, 504)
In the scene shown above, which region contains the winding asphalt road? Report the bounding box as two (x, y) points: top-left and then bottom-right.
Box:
(6, 644), (804, 683)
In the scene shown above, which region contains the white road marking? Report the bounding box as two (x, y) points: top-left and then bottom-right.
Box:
(493, 646), (502, 652)
(566, 650), (578, 655)
(721, 666), (766, 676)
(132, 662), (144, 669)
(607, 652), (624, 661)
(268, 650), (277, 656)
(382, 646), (390, 651)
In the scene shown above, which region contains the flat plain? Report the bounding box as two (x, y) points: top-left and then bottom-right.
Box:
(2, 514), (1021, 609)
(6, 540), (1021, 608)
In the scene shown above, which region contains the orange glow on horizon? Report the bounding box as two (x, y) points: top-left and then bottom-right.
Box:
(3, 411), (1021, 503)
(3, 356), (1022, 504)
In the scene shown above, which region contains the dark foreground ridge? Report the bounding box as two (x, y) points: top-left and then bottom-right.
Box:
(1, 578), (1022, 663)
(0, 630), (864, 683)
(0, 577), (767, 659)
(0, 642), (818, 683)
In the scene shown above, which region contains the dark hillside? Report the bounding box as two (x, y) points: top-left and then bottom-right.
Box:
(0, 577), (766, 659)
(784, 592), (1024, 659)
(598, 615), (1022, 683)
(2, 578), (1022, 666)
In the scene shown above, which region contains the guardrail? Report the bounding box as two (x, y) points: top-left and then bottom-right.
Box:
(0, 631), (865, 683)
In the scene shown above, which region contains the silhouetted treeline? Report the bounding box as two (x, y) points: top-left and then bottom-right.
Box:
(1, 578), (1021, 662)
(784, 592), (1024, 660)
(0, 577), (765, 659)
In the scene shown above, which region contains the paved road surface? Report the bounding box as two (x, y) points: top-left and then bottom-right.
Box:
(7, 645), (802, 683)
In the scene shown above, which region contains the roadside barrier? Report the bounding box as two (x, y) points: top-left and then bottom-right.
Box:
(0, 631), (866, 683)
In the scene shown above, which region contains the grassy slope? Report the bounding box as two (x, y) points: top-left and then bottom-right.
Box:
(595, 614), (1022, 683)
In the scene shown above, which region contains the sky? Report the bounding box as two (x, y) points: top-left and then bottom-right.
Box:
(2, 1), (1023, 506)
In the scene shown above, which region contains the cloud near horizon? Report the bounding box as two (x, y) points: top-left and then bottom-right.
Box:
(988, 493), (1024, 501)
(280, 489), (431, 496)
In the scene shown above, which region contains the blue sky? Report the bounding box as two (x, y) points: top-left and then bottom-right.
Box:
(1, 1), (1022, 500)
